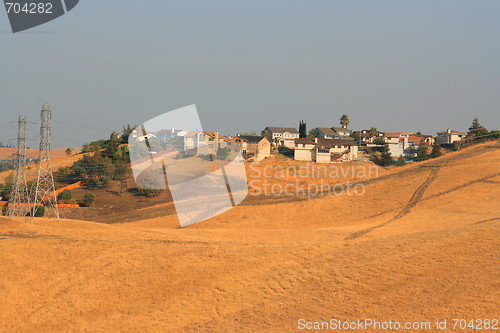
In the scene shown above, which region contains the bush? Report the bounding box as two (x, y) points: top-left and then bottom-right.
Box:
(33, 206), (45, 217)
(396, 155), (406, 166)
(58, 189), (72, 201)
(137, 188), (161, 198)
(430, 143), (442, 158)
(83, 192), (96, 207)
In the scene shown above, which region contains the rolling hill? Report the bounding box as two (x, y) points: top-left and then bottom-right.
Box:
(0, 141), (498, 332)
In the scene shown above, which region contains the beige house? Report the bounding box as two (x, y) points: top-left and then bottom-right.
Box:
(436, 129), (466, 145)
(316, 127), (354, 140)
(294, 137), (358, 163)
(228, 135), (271, 161)
(264, 127), (300, 148)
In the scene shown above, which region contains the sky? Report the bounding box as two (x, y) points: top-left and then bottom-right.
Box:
(1, 0), (499, 148)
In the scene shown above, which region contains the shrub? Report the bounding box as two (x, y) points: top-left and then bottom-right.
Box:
(137, 188), (161, 198)
(33, 206), (45, 217)
(58, 189), (72, 201)
(83, 192), (96, 207)
(430, 143), (442, 158)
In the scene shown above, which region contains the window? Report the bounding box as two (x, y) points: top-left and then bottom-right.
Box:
(318, 149), (329, 154)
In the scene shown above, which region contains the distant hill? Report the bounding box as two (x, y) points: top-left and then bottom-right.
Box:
(0, 147), (79, 161)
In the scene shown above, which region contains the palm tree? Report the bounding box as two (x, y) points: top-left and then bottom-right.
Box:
(273, 137), (281, 150)
(340, 114), (350, 128)
(369, 127), (378, 138)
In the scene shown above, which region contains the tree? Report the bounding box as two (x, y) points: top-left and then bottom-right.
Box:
(416, 145), (429, 161)
(299, 120), (307, 138)
(273, 137), (281, 149)
(373, 137), (385, 145)
(350, 131), (360, 142)
(261, 129), (268, 138)
(369, 127), (378, 137)
(430, 143), (442, 158)
(33, 206), (45, 217)
(340, 114), (350, 128)
(121, 124), (135, 143)
(58, 189), (72, 202)
(72, 154), (116, 188)
(468, 117), (489, 138)
(396, 155), (406, 166)
(381, 144), (393, 166)
(83, 192), (96, 207)
(65, 148), (72, 155)
(82, 144), (91, 154)
(308, 128), (319, 138)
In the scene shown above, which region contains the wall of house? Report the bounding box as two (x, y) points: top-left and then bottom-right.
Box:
(315, 153), (331, 163)
(294, 148), (313, 161)
(388, 143), (404, 157)
(256, 140), (271, 161)
(281, 139), (296, 148)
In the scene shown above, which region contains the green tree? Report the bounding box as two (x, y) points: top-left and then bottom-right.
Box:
(373, 137), (385, 145)
(340, 114), (350, 128)
(381, 144), (393, 166)
(65, 148), (72, 155)
(299, 120), (307, 138)
(83, 192), (96, 207)
(121, 124), (135, 143)
(416, 145), (429, 161)
(430, 143), (442, 158)
(350, 131), (360, 142)
(82, 144), (91, 153)
(261, 129), (268, 138)
(33, 206), (45, 217)
(396, 155), (406, 166)
(58, 189), (72, 202)
(468, 117), (489, 138)
(308, 128), (319, 138)
(72, 154), (116, 188)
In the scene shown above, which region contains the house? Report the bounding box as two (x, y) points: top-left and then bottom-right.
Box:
(316, 127), (354, 140)
(130, 130), (156, 142)
(354, 129), (384, 143)
(228, 135), (270, 161)
(183, 131), (206, 152)
(317, 128), (337, 139)
(332, 127), (353, 139)
(263, 127), (300, 148)
(380, 132), (434, 158)
(153, 129), (186, 143)
(436, 129), (466, 145)
(294, 137), (358, 163)
(202, 131), (231, 150)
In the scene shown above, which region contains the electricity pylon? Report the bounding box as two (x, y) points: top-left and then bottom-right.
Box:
(7, 115), (31, 218)
(31, 104), (59, 221)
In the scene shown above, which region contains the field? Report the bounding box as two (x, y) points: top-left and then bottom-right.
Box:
(0, 142), (498, 332)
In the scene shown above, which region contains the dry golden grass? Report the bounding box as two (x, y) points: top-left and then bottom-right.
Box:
(0, 152), (83, 183)
(0, 141), (498, 332)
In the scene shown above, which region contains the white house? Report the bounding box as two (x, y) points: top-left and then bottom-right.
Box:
(436, 129), (466, 145)
(294, 137), (358, 163)
(264, 127), (300, 148)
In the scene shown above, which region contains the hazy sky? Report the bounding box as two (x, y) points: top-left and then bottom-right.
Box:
(1, 0), (499, 148)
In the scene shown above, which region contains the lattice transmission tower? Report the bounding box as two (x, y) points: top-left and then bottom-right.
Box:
(7, 115), (31, 218)
(31, 104), (60, 221)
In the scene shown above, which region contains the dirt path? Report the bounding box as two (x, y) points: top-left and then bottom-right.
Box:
(345, 168), (440, 240)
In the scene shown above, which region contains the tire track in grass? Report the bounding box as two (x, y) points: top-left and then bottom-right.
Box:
(345, 168), (440, 240)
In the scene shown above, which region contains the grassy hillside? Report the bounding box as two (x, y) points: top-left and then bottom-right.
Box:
(0, 141), (498, 332)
